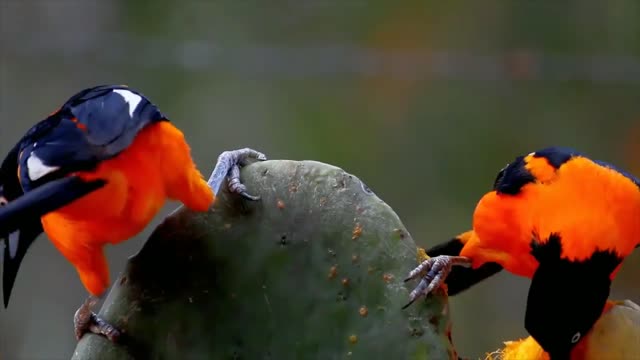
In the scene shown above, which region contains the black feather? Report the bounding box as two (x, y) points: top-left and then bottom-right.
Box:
(17, 85), (167, 192)
(0, 176), (106, 306)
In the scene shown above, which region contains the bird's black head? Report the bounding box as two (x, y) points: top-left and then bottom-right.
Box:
(526, 235), (620, 359)
(527, 277), (608, 359)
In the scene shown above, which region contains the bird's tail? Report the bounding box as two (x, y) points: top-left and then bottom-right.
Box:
(0, 176), (105, 307)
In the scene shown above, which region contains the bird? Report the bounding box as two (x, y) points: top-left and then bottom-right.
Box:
(403, 147), (640, 359)
(0, 84), (266, 342)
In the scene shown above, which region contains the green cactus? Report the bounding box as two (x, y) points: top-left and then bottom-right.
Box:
(71, 160), (457, 360)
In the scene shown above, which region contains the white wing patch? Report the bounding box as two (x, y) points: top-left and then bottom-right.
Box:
(113, 89), (142, 117)
(27, 153), (60, 181)
(8, 230), (19, 259)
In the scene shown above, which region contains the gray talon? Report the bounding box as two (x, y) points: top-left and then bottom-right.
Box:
(207, 147), (267, 199)
(89, 313), (121, 342)
(402, 255), (472, 309)
(74, 296), (121, 342)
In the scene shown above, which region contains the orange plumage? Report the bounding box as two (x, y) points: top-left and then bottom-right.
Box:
(41, 121), (213, 296)
(411, 147), (640, 359)
(461, 154), (640, 277)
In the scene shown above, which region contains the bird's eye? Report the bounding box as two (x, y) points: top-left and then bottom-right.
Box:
(571, 332), (581, 344)
(0, 196), (7, 206)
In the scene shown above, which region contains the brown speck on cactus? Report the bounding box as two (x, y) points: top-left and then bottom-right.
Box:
(352, 223), (363, 240)
(328, 265), (338, 279)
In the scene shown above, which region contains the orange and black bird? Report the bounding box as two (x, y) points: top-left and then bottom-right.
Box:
(0, 84), (266, 341)
(403, 147), (640, 359)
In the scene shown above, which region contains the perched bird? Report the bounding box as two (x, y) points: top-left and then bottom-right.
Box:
(0, 84), (266, 341)
(403, 147), (640, 359)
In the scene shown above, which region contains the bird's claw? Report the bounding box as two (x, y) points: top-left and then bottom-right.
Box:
(402, 255), (471, 309)
(74, 296), (121, 342)
(227, 159), (262, 201)
(207, 148), (267, 200)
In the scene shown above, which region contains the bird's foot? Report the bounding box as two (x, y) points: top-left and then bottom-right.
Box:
(402, 255), (472, 309)
(74, 296), (121, 342)
(207, 148), (267, 201)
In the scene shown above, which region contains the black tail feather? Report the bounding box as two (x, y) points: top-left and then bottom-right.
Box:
(0, 176), (105, 307)
(2, 224), (42, 307)
(0, 176), (105, 235)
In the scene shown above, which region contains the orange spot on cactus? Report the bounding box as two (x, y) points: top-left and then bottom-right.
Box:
(352, 223), (363, 240)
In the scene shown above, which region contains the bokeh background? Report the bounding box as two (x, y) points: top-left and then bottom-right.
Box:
(1, 1), (640, 359)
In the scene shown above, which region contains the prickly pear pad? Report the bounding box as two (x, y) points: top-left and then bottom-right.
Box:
(73, 160), (456, 360)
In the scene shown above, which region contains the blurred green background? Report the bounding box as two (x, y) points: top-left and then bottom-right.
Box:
(1, 1), (640, 359)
